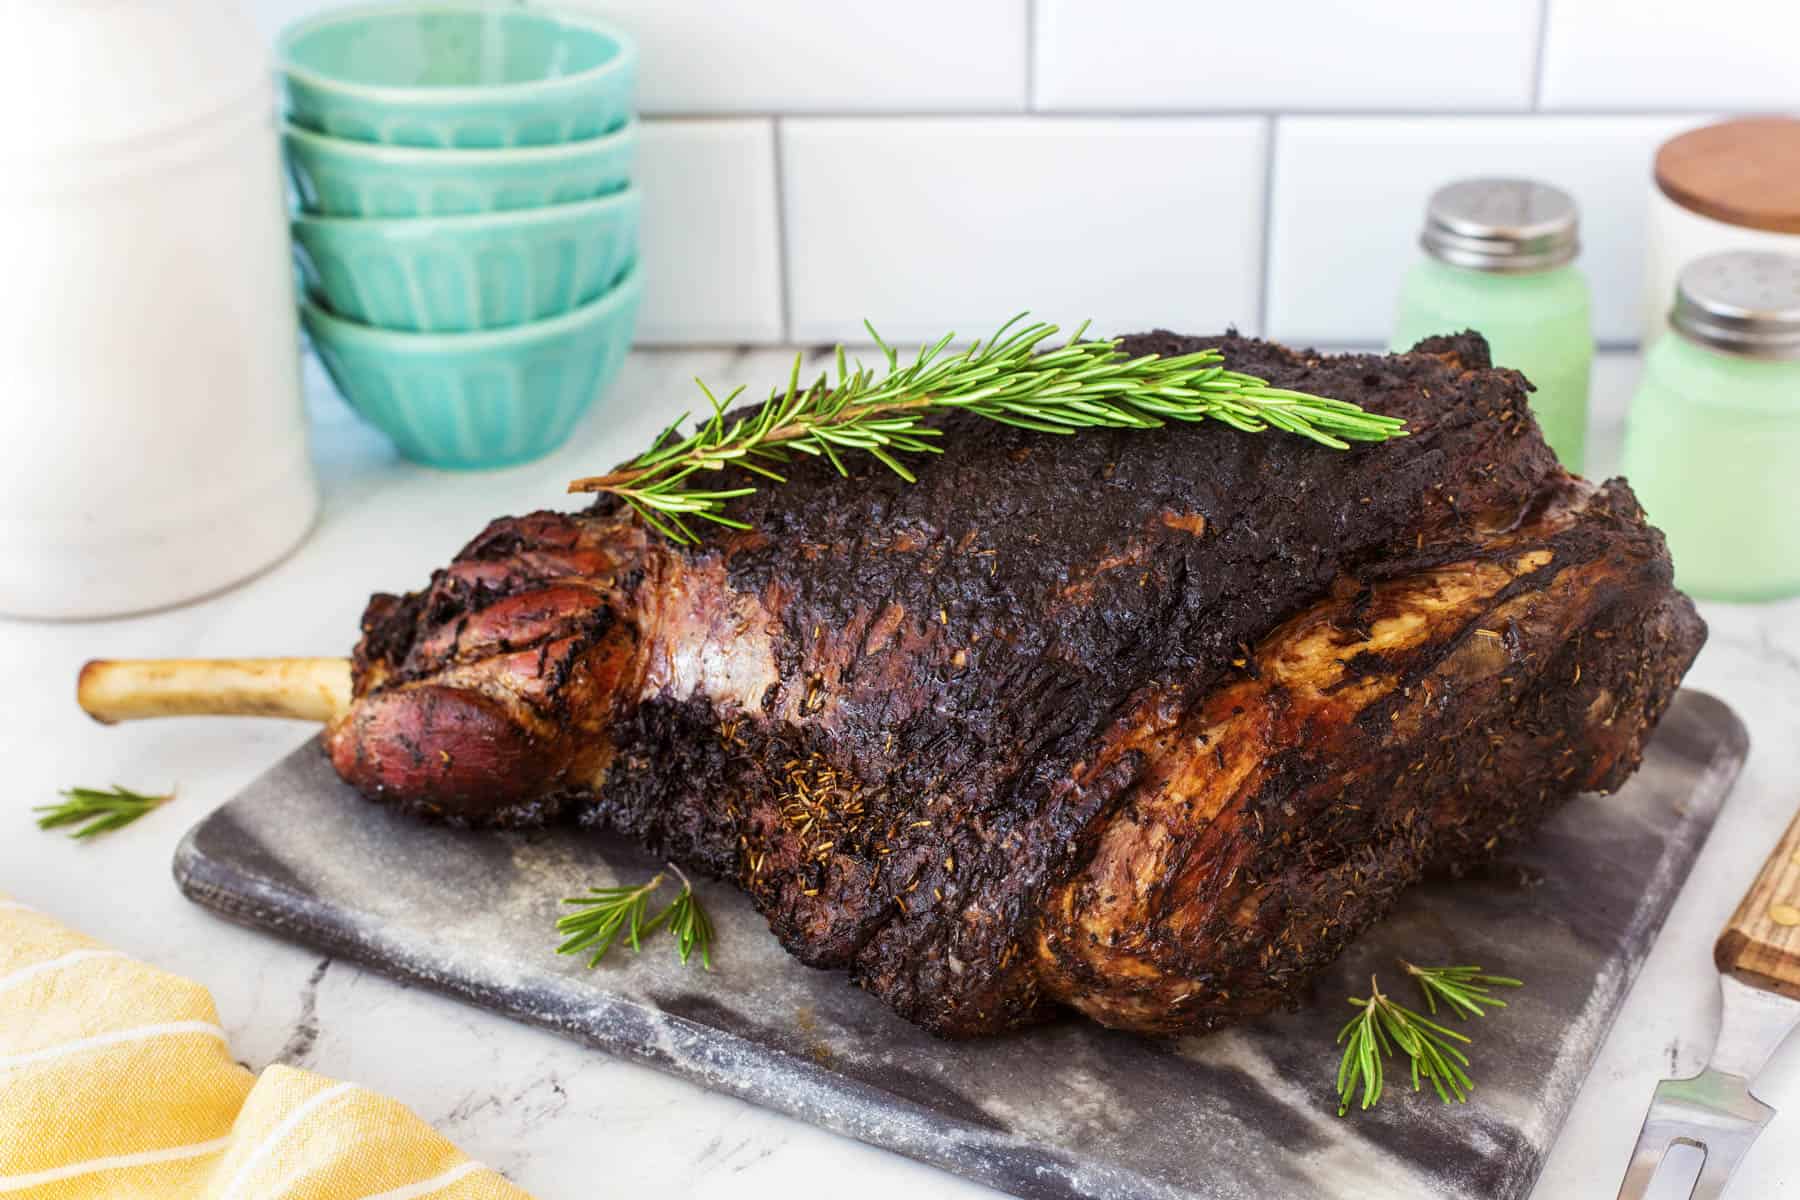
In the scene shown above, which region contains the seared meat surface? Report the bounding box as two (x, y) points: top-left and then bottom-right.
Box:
(325, 332), (1704, 1037)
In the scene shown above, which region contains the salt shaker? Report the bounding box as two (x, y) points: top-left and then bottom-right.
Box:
(1622, 251), (1800, 602)
(1391, 179), (1593, 472)
(0, 0), (316, 619)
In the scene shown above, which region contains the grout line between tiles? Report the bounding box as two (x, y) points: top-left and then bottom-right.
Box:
(770, 118), (796, 343)
(1023, 0), (1037, 111)
(638, 107), (1719, 122)
(1256, 117), (1277, 338)
(1531, 0), (1553, 110)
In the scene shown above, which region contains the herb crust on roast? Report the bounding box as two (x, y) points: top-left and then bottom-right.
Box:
(326, 331), (1705, 1037)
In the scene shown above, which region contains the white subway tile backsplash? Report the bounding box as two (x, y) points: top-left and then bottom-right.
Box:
(1541, 0), (1800, 110)
(634, 120), (784, 344)
(1265, 116), (1713, 348)
(243, 0), (1770, 350)
(781, 117), (1266, 345)
(542, 1), (1027, 115)
(1033, 0), (1539, 112)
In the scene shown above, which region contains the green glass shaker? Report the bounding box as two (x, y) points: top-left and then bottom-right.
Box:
(1622, 250), (1800, 601)
(1391, 179), (1593, 471)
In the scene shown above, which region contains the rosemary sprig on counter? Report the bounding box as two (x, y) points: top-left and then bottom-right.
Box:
(35, 785), (174, 839)
(568, 315), (1407, 544)
(1336, 963), (1523, 1116)
(557, 865), (714, 970)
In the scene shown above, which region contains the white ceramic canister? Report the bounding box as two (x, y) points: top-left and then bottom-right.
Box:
(0, 0), (317, 619)
(1643, 117), (1800, 346)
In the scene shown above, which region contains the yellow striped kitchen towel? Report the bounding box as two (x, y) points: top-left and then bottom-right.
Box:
(0, 896), (535, 1199)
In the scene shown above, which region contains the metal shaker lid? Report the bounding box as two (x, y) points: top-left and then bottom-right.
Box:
(1419, 178), (1580, 273)
(1670, 250), (1800, 360)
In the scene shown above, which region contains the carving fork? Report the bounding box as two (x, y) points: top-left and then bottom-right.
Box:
(1616, 802), (1800, 1198)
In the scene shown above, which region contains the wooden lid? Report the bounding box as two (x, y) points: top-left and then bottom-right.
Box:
(1655, 117), (1800, 234)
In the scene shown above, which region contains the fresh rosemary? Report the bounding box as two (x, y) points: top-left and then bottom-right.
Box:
(1336, 962), (1523, 1116)
(568, 315), (1407, 544)
(556, 875), (662, 965)
(557, 865), (714, 970)
(1404, 960), (1523, 1020)
(35, 785), (174, 839)
(642, 873), (714, 968)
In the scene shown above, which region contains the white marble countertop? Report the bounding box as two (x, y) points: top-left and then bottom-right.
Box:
(5, 348), (1799, 1199)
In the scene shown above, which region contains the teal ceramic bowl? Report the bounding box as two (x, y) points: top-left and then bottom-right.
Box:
(302, 262), (641, 469)
(293, 188), (639, 333)
(279, 3), (635, 148)
(284, 120), (635, 217)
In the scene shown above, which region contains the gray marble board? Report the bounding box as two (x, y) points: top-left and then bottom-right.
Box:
(173, 688), (1747, 1200)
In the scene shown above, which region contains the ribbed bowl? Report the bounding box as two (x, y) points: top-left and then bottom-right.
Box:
(302, 262), (641, 469)
(293, 189), (638, 333)
(279, 3), (635, 149)
(284, 120), (635, 217)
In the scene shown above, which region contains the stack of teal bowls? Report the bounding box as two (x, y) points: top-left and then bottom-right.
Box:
(279, 2), (641, 469)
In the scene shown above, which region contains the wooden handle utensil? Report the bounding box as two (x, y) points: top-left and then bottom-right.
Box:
(1715, 802), (1800, 1002)
(77, 658), (352, 725)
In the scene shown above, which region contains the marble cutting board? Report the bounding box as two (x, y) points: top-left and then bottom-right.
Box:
(173, 689), (1747, 1200)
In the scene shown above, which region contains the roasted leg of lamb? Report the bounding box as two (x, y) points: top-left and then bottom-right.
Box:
(91, 332), (1707, 1038)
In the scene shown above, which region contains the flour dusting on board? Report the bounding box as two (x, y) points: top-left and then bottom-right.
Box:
(174, 691), (1745, 1200)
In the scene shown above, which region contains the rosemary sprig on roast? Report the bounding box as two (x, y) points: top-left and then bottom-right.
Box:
(557, 865), (714, 969)
(569, 314), (1406, 544)
(1336, 962), (1523, 1115)
(36, 785), (174, 839)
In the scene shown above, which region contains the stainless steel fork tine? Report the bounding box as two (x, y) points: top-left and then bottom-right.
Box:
(1616, 1072), (1777, 1199)
(1690, 1170), (1730, 1200)
(1614, 1142), (1663, 1199)
(1688, 1140), (1757, 1200)
(1615, 1121), (1677, 1200)
(1614, 800), (1800, 1200)
(1615, 1130), (1743, 1200)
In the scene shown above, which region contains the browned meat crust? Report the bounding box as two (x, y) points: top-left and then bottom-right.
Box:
(326, 331), (1704, 1037)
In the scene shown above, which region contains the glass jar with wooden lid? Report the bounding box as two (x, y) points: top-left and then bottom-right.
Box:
(1645, 117), (1800, 344)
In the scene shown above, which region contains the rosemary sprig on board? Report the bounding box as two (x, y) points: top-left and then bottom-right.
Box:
(1404, 960), (1523, 1020)
(35, 785), (174, 839)
(555, 875), (663, 965)
(568, 315), (1407, 544)
(557, 866), (713, 970)
(641, 869), (714, 968)
(1336, 963), (1523, 1116)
